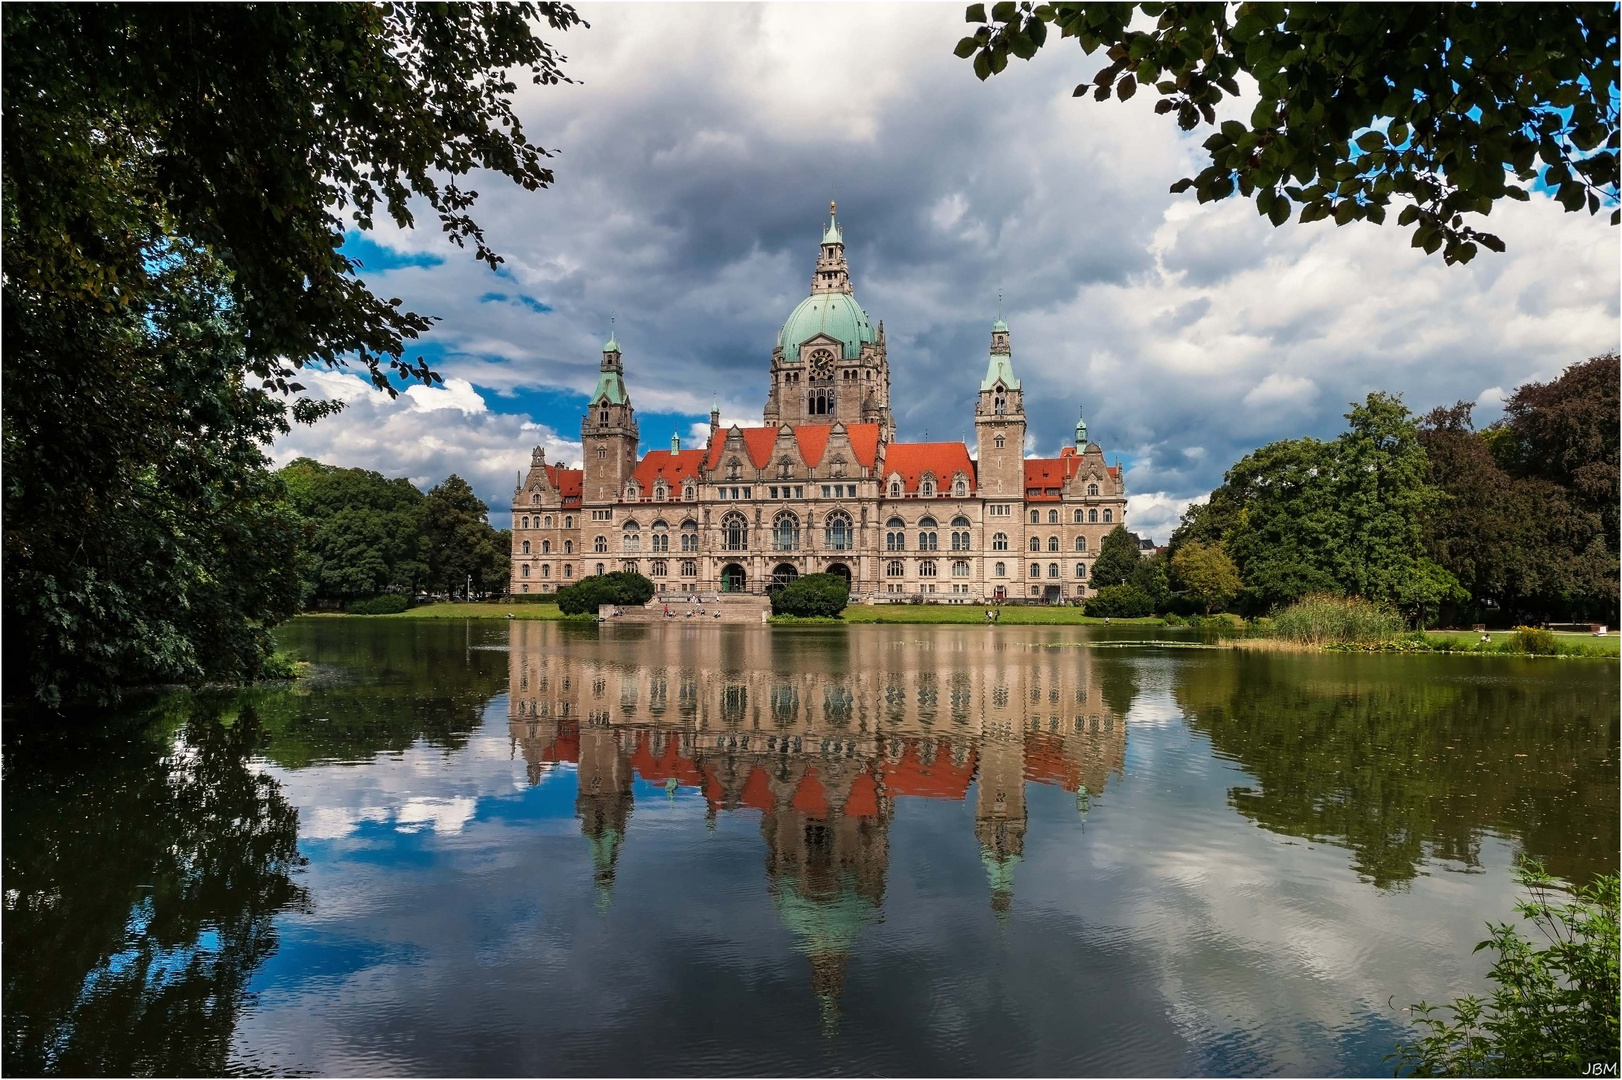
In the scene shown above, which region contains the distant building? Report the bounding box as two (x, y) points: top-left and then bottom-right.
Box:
(511, 204), (1127, 602)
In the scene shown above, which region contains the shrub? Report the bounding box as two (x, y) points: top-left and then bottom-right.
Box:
(507, 592), (560, 604)
(1393, 860), (1619, 1077)
(1271, 594), (1403, 645)
(1510, 625), (1558, 655)
(770, 573), (850, 618)
(554, 571), (655, 616)
(1084, 584), (1154, 618)
(344, 593), (410, 615)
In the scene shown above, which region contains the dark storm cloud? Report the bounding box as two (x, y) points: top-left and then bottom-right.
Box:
(277, 3), (1618, 540)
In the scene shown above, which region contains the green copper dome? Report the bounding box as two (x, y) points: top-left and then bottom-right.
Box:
(777, 292), (874, 361)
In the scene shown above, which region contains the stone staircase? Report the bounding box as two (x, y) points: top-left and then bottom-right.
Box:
(599, 592), (771, 625)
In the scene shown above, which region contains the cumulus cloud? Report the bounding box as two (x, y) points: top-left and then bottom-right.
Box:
(272, 2), (1620, 540)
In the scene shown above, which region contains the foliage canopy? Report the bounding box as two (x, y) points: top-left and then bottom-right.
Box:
(770, 574), (852, 618)
(957, 2), (1619, 264)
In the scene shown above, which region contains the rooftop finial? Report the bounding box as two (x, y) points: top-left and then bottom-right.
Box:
(604, 310), (620, 353)
(830, 200), (836, 216)
(998, 288), (1003, 319)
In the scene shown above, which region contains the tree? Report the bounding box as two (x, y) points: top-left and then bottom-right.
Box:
(1171, 541), (1242, 613)
(1084, 584), (1155, 618)
(957, 3), (1618, 264)
(278, 459), (429, 602)
(555, 573), (656, 616)
(422, 475), (507, 598)
(1129, 547), (1172, 610)
(771, 574), (852, 618)
(1089, 525), (1143, 588)
(3, 5), (582, 704)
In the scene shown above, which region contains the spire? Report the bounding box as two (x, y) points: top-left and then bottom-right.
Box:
(993, 289), (1008, 333)
(604, 311), (620, 354)
(671, 430), (680, 452)
(982, 316), (1019, 391)
(1075, 404), (1088, 448)
(822, 200), (843, 245)
(812, 202), (850, 295)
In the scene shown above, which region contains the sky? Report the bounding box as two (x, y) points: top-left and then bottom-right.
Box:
(269, 2), (1621, 541)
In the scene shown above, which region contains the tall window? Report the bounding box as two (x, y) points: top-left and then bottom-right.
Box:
(992, 532), (1008, 551)
(1048, 536), (1059, 552)
(889, 479), (902, 497)
(564, 516), (573, 529)
(825, 511), (852, 551)
(651, 560), (667, 577)
(921, 479), (935, 497)
(622, 523), (640, 552)
(521, 516), (529, 529)
(886, 517), (906, 551)
(1048, 509), (1059, 524)
(542, 564), (551, 578)
(1103, 509), (1113, 522)
(1088, 483), (1099, 496)
(565, 565), (574, 578)
(521, 564), (530, 578)
(1030, 563), (1041, 578)
(651, 522), (669, 552)
(1075, 563), (1087, 579)
(919, 560), (937, 577)
(544, 515), (553, 527)
(886, 560), (904, 577)
(1048, 563), (1059, 578)
(680, 559), (697, 577)
(773, 511), (800, 551)
(1029, 536), (1040, 551)
(1075, 536), (1087, 551)
(593, 535), (607, 553)
(564, 539), (573, 554)
(1089, 509), (1098, 523)
(722, 512), (748, 551)
(918, 516), (938, 551)
(522, 540), (531, 554)
(954, 479), (967, 496)
(952, 560), (969, 577)
(1029, 510), (1040, 524)
(1074, 508), (1085, 523)
(994, 561), (1006, 577)
(680, 520), (699, 551)
(542, 539), (551, 554)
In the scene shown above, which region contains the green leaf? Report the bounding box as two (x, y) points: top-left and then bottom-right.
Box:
(1268, 195), (1291, 226)
(1355, 131), (1385, 153)
(954, 36), (979, 58)
(1117, 74), (1137, 100)
(991, 0), (1017, 21)
(973, 50), (992, 80)
(965, 3), (987, 21)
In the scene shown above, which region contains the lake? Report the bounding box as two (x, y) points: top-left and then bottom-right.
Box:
(4, 619), (1616, 1076)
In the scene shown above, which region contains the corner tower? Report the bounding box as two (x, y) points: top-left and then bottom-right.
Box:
(974, 317), (1025, 497)
(582, 326), (640, 504)
(766, 203), (893, 439)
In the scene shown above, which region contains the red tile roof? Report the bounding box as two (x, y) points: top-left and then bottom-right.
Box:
(547, 465), (583, 507)
(791, 768), (830, 816)
(631, 449), (706, 493)
(845, 768), (881, 818)
(883, 442), (976, 494)
(704, 424), (883, 472)
(1023, 731), (1081, 792)
(1023, 456), (1081, 500)
(629, 732), (705, 788)
(882, 739), (976, 799)
(536, 721), (579, 764)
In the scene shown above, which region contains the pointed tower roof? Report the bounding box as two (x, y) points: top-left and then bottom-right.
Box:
(981, 318), (1020, 391)
(592, 320), (630, 405)
(822, 200), (843, 245)
(1075, 404), (1088, 447)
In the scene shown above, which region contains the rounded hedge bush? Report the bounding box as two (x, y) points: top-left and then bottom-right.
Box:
(555, 571), (656, 615)
(1083, 584), (1155, 619)
(770, 573), (850, 617)
(344, 594), (410, 615)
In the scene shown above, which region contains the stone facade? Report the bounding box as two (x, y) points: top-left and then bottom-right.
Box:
(510, 206), (1127, 602)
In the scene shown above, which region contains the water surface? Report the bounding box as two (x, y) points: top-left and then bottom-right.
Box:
(4, 619), (1616, 1076)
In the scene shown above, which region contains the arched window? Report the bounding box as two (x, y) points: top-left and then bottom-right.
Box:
(1048, 535), (1059, 552)
(1029, 536), (1040, 551)
(622, 522), (640, 552)
(1075, 563), (1087, 579)
(889, 479), (902, 497)
(651, 521), (669, 552)
(1103, 509), (1113, 523)
(564, 565), (573, 578)
(825, 510), (853, 551)
(683, 483), (696, 501)
(994, 561), (1006, 577)
(522, 540), (531, 554)
(596, 448), (606, 460)
(564, 516), (573, 529)
(954, 478), (967, 497)
(1088, 483), (1099, 497)
(596, 562), (605, 575)
(651, 560), (667, 577)
(1029, 510), (1040, 524)
(542, 539), (551, 554)
(1089, 509), (1098, 523)
(950, 516), (972, 551)
(885, 560), (904, 577)
(542, 564), (551, 578)
(1029, 562), (1041, 578)
(564, 539), (574, 554)
(654, 481), (668, 501)
(545, 515), (553, 527)
(680, 520), (699, 552)
(1073, 508), (1084, 523)
(918, 516), (937, 551)
(921, 478), (935, 497)
(532, 493), (541, 504)
(952, 560), (969, 577)
(994, 435), (1005, 449)
(773, 510), (800, 551)
(1048, 563), (1060, 578)
(600, 408), (609, 425)
(593, 534), (608, 553)
(521, 564), (530, 578)
(992, 532), (1008, 551)
(1048, 509), (1059, 524)
(994, 396), (1006, 414)
(886, 517), (906, 551)
(919, 560), (937, 577)
(1074, 536), (1087, 552)
(521, 516), (529, 530)
(722, 512), (748, 551)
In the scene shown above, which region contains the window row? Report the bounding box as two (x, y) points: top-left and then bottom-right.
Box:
(518, 563), (576, 580)
(1028, 507), (1114, 524)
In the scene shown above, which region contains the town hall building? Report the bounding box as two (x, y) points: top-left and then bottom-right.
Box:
(510, 204), (1127, 603)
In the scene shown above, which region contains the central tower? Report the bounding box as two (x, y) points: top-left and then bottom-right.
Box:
(764, 203), (894, 439)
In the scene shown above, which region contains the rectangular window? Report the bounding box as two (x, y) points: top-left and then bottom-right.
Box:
(821, 485), (831, 498)
(743, 488), (752, 498)
(769, 486), (779, 499)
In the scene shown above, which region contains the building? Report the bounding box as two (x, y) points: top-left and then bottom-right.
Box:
(510, 203), (1128, 603)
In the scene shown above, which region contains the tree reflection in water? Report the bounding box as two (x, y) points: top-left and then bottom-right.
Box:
(1173, 650), (1620, 889)
(3, 699), (308, 1076)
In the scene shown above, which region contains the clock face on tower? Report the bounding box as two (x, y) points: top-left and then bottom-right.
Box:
(809, 348), (834, 379)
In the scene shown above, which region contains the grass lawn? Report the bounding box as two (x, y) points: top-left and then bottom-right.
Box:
(839, 604), (1159, 625)
(1424, 629), (1620, 654)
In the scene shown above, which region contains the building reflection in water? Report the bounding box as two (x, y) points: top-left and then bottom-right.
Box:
(507, 623), (1126, 1025)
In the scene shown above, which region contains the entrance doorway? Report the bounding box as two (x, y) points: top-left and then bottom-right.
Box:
(824, 562), (851, 586)
(721, 563), (746, 593)
(1043, 584), (1062, 603)
(770, 563), (799, 591)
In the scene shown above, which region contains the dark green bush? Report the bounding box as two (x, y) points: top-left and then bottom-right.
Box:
(770, 573), (850, 618)
(508, 592), (560, 604)
(344, 593), (410, 615)
(1084, 585), (1155, 618)
(554, 572), (655, 616)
